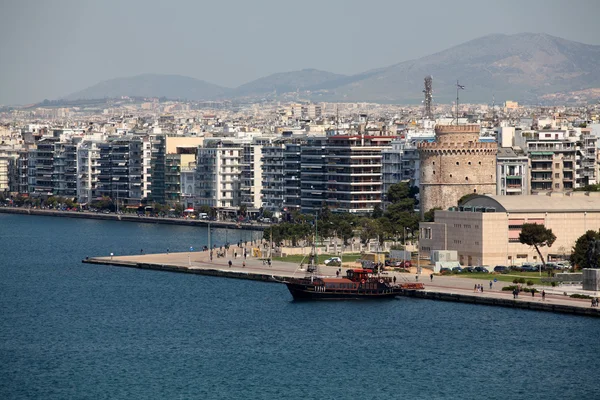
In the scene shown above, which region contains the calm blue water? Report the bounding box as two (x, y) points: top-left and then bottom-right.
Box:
(1, 214), (598, 399)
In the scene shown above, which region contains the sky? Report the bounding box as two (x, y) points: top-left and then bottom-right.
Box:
(1, 0), (599, 105)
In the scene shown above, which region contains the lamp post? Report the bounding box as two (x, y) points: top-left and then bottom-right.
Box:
(404, 227), (410, 269)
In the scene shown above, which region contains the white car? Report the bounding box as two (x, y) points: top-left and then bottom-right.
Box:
(324, 257), (342, 265)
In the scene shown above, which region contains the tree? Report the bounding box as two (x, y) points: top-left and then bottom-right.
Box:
(571, 230), (600, 269)
(423, 207), (441, 222)
(519, 223), (556, 266)
(372, 204), (383, 219)
(386, 182), (416, 204)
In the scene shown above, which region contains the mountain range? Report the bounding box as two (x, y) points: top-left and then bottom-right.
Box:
(63, 33), (600, 104)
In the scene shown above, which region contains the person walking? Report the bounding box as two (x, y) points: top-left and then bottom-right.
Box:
(542, 290), (546, 301)
(228, 260), (232, 268)
(430, 273), (434, 282)
(474, 284), (478, 293)
(489, 280), (493, 290)
(242, 261), (246, 268)
(393, 276), (397, 284)
(513, 289), (517, 299)
(415, 275), (419, 282)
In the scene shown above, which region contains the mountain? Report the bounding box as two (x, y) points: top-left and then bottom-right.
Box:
(311, 33), (600, 104)
(230, 68), (347, 98)
(60, 34), (600, 104)
(64, 74), (230, 101)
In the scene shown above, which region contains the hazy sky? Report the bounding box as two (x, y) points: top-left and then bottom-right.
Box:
(1, 0), (599, 104)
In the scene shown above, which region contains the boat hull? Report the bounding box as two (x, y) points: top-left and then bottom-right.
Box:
(286, 283), (403, 301)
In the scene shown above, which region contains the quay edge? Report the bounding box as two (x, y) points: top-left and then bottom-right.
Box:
(0, 208), (266, 231)
(399, 289), (600, 318)
(82, 257), (600, 318)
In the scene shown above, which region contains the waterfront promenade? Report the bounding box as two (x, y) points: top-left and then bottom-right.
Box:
(0, 207), (266, 231)
(83, 247), (600, 317)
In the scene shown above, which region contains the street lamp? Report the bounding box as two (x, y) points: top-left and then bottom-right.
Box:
(404, 227), (410, 268)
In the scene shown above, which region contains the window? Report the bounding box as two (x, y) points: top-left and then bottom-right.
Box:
(465, 177), (469, 181)
(450, 174), (453, 178)
(555, 173), (560, 178)
(555, 163), (559, 168)
(456, 162), (460, 166)
(555, 183), (560, 189)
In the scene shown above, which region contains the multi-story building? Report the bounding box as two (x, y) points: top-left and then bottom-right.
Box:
(0, 146), (19, 194)
(260, 142), (284, 213)
(32, 137), (60, 197)
(76, 141), (101, 204)
(165, 148), (196, 205)
(16, 150), (29, 195)
(195, 140), (242, 209)
(382, 138), (426, 196)
(97, 136), (148, 207)
(53, 140), (78, 198)
(326, 134), (393, 214)
(240, 143), (263, 210)
(300, 136), (328, 213)
(496, 147), (530, 195)
(283, 142), (302, 212)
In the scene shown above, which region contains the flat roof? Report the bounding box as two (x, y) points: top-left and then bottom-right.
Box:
(461, 193), (600, 213)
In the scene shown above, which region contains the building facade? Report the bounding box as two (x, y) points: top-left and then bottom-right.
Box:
(419, 193), (600, 267)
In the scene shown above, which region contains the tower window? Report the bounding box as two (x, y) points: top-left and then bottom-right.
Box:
(465, 177), (469, 181)
(456, 162), (460, 166)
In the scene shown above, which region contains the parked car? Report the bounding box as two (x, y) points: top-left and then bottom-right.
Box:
(474, 266), (489, 273)
(324, 257), (342, 266)
(494, 265), (509, 274)
(452, 267), (463, 273)
(520, 265), (538, 272)
(440, 267), (452, 274)
(463, 266), (474, 273)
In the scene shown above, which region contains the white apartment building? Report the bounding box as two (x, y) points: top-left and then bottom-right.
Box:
(76, 141), (101, 204)
(195, 140), (242, 209)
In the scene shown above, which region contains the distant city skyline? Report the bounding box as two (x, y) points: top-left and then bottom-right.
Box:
(1, 0), (599, 105)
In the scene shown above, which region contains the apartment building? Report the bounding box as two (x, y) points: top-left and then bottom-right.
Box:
(165, 149), (196, 205)
(522, 129), (597, 193)
(260, 142), (285, 212)
(96, 136), (149, 207)
(496, 147), (530, 195)
(32, 137), (60, 197)
(300, 136), (328, 213)
(326, 135), (392, 214)
(240, 143), (264, 210)
(53, 140), (78, 198)
(195, 140), (242, 209)
(283, 142), (302, 212)
(76, 141), (101, 204)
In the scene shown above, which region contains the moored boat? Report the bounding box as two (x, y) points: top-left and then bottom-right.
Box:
(285, 268), (424, 300)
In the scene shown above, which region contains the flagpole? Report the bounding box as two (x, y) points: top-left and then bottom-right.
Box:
(456, 80), (459, 126)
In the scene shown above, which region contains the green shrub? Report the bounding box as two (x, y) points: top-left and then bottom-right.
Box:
(502, 285), (518, 291)
(523, 287), (531, 293)
(570, 293), (592, 299)
(518, 278), (526, 284)
(551, 282), (557, 287)
(526, 280), (534, 286)
(512, 278), (519, 284)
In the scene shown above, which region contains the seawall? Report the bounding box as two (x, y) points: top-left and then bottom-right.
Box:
(0, 207), (266, 231)
(82, 253), (600, 318)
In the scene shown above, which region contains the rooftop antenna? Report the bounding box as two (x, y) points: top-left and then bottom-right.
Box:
(456, 80), (465, 125)
(423, 76), (433, 120)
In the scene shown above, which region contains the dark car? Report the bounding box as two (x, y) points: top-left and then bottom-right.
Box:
(463, 266), (474, 273)
(474, 266), (489, 273)
(452, 267), (463, 273)
(520, 265), (537, 272)
(494, 265), (509, 274)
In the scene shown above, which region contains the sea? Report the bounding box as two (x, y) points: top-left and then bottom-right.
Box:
(0, 213), (598, 400)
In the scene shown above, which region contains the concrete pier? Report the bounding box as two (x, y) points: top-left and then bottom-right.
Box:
(82, 249), (600, 318)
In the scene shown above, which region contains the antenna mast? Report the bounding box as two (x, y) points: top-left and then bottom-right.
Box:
(456, 80), (465, 125)
(423, 76), (433, 120)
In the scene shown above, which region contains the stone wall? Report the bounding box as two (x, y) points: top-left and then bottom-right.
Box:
(419, 125), (497, 216)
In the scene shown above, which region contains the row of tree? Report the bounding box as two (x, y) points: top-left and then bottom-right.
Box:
(263, 182), (421, 248)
